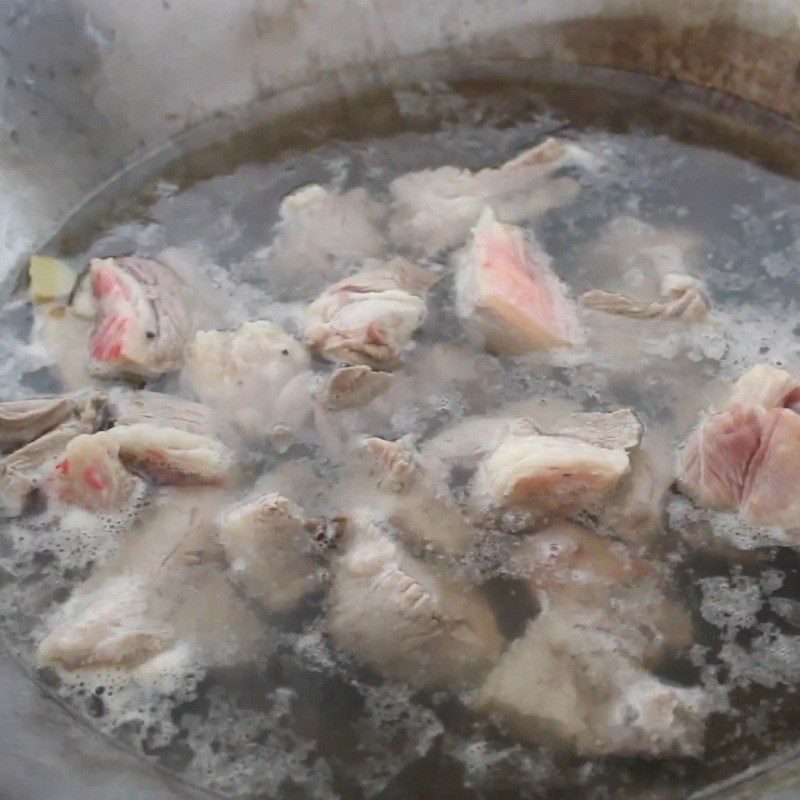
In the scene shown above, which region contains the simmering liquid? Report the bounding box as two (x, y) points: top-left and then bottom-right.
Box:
(2, 67), (800, 799)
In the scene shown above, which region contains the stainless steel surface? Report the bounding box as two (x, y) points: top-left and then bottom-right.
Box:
(2, 1), (800, 797)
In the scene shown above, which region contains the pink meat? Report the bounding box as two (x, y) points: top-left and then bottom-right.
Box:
(678, 403), (763, 510)
(741, 408), (800, 528)
(90, 260), (153, 364)
(458, 210), (580, 352)
(87, 256), (190, 379)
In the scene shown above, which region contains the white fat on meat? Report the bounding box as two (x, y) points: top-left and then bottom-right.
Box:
(472, 432), (630, 516)
(182, 319), (311, 442)
(477, 524), (704, 758)
(106, 424), (233, 486)
(455, 209), (580, 354)
(304, 258), (435, 369)
(389, 137), (598, 255)
(424, 408), (640, 465)
(217, 493), (328, 613)
(262, 184), (386, 296)
(326, 517), (503, 688)
(108, 389), (216, 436)
(0, 395), (79, 445)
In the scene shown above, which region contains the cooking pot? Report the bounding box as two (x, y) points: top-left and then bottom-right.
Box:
(2, 1), (800, 797)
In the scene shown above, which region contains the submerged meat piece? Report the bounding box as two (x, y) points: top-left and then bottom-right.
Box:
(676, 364), (800, 532)
(741, 408), (800, 528)
(50, 432), (144, 512)
(677, 403), (763, 511)
(515, 522), (654, 602)
(472, 432), (630, 515)
(106, 424), (233, 485)
(327, 518), (503, 688)
(38, 574), (175, 668)
(455, 209), (580, 354)
(263, 184), (386, 296)
(422, 415), (537, 467)
(218, 493), (329, 612)
(353, 436), (477, 553)
(89, 256), (191, 379)
(580, 219), (710, 323)
(0, 420), (92, 515)
(389, 137), (598, 255)
(108, 389), (215, 435)
(182, 320), (310, 442)
(477, 607), (705, 757)
(423, 407), (639, 467)
(478, 524), (703, 757)
(581, 270), (710, 322)
(305, 258), (435, 369)
(600, 430), (675, 546)
(0, 393), (107, 515)
(321, 365), (392, 411)
(0, 395), (78, 445)
(39, 488), (268, 671)
(726, 364), (800, 411)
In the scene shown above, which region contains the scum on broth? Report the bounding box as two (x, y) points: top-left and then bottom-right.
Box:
(2, 71), (800, 799)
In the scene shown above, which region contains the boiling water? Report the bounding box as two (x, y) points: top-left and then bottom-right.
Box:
(2, 69), (800, 799)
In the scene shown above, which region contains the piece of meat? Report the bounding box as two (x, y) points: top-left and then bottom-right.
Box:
(472, 432), (630, 516)
(389, 137), (598, 255)
(38, 487), (268, 672)
(49, 432), (145, 512)
(351, 437), (477, 554)
(320, 365), (393, 411)
(327, 517), (503, 688)
(262, 184), (387, 297)
(88, 256), (192, 380)
(106, 424), (233, 486)
(478, 523), (702, 757)
(514, 522), (654, 602)
(741, 408), (800, 528)
(600, 430), (674, 546)
(304, 258), (435, 369)
(38, 573), (176, 668)
(549, 409), (643, 451)
(581, 268), (710, 322)
(422, 415), (538, 467)
(676, 365), (800, 535)
(182, 320), (311, 442)
(0, 419), (93, 515)
(0, 395), (78, 446)
(676, 403), (764, 511)
(725, 364), (800, 411)
(217, 493), (329, 612)
(108, 389), (215, 435)
(455, 208), (580, 354)
(477, 608), (705, 758)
